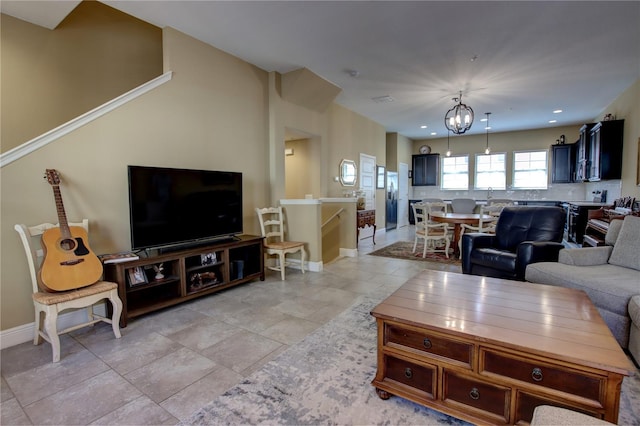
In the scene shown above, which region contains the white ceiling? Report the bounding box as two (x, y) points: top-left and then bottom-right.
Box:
(3, 1), (639, 139)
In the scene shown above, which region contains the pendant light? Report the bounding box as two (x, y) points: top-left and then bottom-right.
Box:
(484, 112), (491, 154)
(446, 130), (452, 157)
(444, 91), (474, 135)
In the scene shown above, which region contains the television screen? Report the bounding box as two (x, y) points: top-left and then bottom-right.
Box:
(128, 165), (243, 250)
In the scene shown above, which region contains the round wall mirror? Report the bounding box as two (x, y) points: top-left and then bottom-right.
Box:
(339, 159), (357, 186)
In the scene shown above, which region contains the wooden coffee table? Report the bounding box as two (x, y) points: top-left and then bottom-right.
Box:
(371, 270), (633, 425)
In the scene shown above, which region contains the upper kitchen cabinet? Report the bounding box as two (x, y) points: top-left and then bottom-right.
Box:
(551, 143), (575, 183)
(575, 123), (595, 182)
(412, 154), (439, 186)
(588, 119), (624, 181)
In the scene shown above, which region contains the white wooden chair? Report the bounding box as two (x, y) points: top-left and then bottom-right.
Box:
(255, 207), (306, 280)
(412, 202), (451, 258)
(424, 201), (447, 222)
(14, 220), (122, 362)
(487, 198), (514, 206)
(458, 204), (506, 258)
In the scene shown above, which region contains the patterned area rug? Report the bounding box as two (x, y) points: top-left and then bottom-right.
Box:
(182, 295), (640, 425)
(368, 240), (460, 264)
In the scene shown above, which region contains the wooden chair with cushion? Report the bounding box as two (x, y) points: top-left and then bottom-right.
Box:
(457, 203), (505, 258)
(14, 220), (122, 362)
(255, 207), (306, 280)
(412, 202), (451, 258)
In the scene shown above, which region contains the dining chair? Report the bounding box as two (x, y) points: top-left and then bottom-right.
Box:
(255, 206), (306, 280)
(451, 198), (477, 213)
(457, 204), (505, 258)
(411, 202), (451, 258)
(14, 220), (122, 362)
(487, 198), (515, 206)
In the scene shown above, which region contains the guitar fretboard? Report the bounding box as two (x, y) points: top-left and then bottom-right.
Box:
(51, 185), (72, 240)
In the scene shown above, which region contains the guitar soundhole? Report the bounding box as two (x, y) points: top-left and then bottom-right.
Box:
(59, 238), (78, 251)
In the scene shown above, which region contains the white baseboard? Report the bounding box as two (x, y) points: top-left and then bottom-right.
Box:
(340, 248), (358, 257)
(0, 304), (106, 350)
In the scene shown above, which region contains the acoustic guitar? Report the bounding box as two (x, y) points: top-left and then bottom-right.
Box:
(40, 169), (103, 291)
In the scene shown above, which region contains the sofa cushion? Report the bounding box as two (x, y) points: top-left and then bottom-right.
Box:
(471, 248), (516, 272)
(525, 262), (639, 317)
(605, 219), (623, 246)
(629, 295), (640, 326)
(608, 216), (640, 271)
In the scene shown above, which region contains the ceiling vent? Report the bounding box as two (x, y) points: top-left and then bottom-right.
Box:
(372, 95), (394, 103)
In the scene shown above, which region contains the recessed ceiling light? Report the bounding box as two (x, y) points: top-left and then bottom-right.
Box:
(430, 132), (437, 136)
(549, 120), (557, 123)
(420, 125), (428, 129)
(485, 126), (492, 130)
(480, 118), (487, 122)
(553, 109), (563, 114)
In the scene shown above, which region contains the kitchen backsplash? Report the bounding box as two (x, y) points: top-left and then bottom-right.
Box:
(411, 180), (622, 202)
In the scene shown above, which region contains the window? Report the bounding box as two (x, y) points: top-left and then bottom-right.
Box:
(513, 150), (548, 189)
(475, 153), (506, 189)
(441, 155), (469, 190)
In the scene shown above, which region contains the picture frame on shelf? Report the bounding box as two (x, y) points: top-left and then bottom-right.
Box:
(128, 266), (148, 286)
(376, 165), (386, 189)
(201, 252), (217, 265)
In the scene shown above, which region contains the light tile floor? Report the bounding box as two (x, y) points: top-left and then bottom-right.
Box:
(3, 225), (465, 425)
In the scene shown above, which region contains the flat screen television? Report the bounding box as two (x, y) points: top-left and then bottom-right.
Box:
(128, 165), (243, 250)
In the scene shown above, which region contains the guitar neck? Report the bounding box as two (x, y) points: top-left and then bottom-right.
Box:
(52, 185), (72, 239)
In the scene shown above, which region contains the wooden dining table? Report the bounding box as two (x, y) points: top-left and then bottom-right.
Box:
(429, 212), (493, 256)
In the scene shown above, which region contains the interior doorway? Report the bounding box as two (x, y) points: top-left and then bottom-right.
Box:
(284, 128), (320, 199)
(359, 153), (376, 210)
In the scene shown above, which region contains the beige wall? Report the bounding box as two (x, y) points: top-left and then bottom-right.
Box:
(284, 138), (313, 199)
(0, 27), (388, 332)
(0, 2), (162, 152)
(594, 79), (640, 199)
(328, 104), (387, 226)
(0, 27), (271, 330)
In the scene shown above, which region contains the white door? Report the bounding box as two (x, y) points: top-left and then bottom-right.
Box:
(359, 154), (376, 210)
(398, 162), (409, 227)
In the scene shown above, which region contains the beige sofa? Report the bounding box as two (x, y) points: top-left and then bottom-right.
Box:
(525, 215), (640, 364)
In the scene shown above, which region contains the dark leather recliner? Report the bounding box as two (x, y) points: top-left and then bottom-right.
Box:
(461, 206), (566, 281)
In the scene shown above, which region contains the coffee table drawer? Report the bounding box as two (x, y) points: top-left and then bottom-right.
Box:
(443, 370), (510, 422)
(384, 355), (436, 398)
(480, 348), (603, 404)
(386, 323), (473, 367)
(514, 390), (602, 424)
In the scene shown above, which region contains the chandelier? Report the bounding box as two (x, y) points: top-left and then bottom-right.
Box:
(444, 91), (474, 135)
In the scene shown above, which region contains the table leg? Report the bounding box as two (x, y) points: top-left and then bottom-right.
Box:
(372, 225), (376, 244)
(452, 224), (461, 257)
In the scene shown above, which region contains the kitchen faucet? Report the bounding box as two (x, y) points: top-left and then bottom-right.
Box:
(487, 187), (493, 200)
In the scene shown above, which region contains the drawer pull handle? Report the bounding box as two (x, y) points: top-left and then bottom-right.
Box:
(404, 368), (413, 379)
(532, 367), (543, 382)
(469, 387), (480, 400)
(423, 338), (432, 349)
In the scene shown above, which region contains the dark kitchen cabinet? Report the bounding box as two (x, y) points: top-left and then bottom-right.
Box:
(575, 123), (595, 182)
(551, 143), (575, 183)
(412, 154), (439, 186)
(588, 120), (624, 181)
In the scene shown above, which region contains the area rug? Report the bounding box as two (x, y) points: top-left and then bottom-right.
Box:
(182, 295), (640, 425)
(368, 240), (460, 264)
